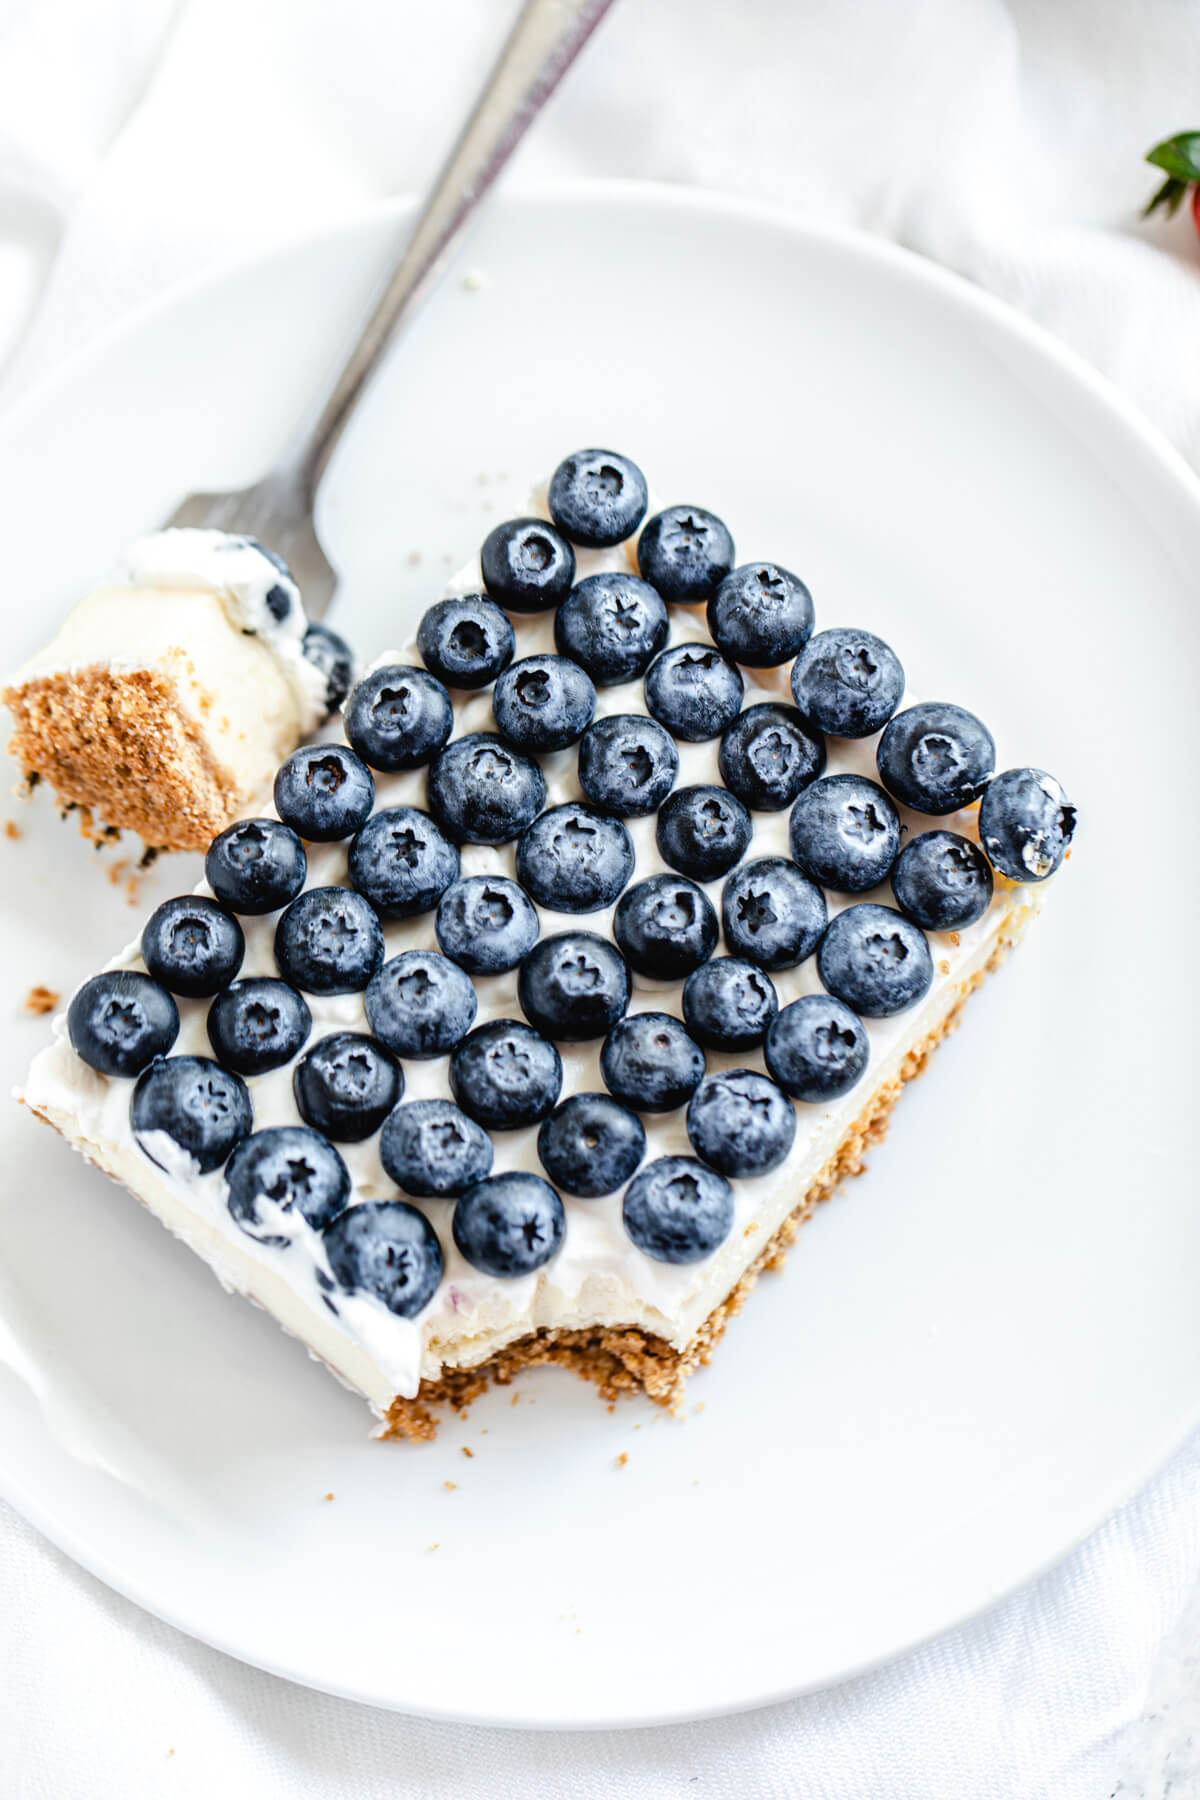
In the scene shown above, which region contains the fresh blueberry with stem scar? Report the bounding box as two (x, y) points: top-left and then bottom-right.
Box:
(274, 886), (385, 994)
(301, 622), (355, 719)
(426, 732), (546, 846)
(205, 818), (306, 915)
(141, 895), (245, 997)
(493, 653), (596, 753)
(656, 785), (752, 883)
(707, 562), (815, 667)
(718, 703), (825, 811)
(293, 1032), (402, 1141)
(435, 875), (539, 975)
(226, 1126), (350, 1245)
(892, 831), (994, 931)
(979, 768), (1077, 882)
(416, 593), (515, 688)
(207, 978), (312, 1076)
(449, 1019), (562, 1129)
(601, 1012), (706, 1113)
(789, 627), (905, 738)
(68, 971), (179, 1077)
(364, 950), (477, 1058)
(343, 664), (453, 772)
(721, 857), (827, 971)
(613, 874), (718, 980)
(131, 1055), (252, 1174)
(517, 931), (631, 1041)
(622, 1155), (734, 1263)
(516, 805), (634, 913)
(686, 1069), (797, 1179)
(379, 1099), (493, 1199)
(273, 744), (374, 842)
(481, 517), (576, 612)
(876, 702), (995, 815)
(452, 1172), (566, 1278)
(537, 1093), (646, 1198)
(553, 573), (669, 686)
(764, 994), (870, 1102)
(348, 806), (459, 918)
(577, 714), (678, 817)
(323, 1200), (444, 1318)
(682, 956), (779, 1052)
(817, 904), (933, 1017)
(643, 641), (744, 741)
(638, 505), (735, 605)
(547, 448), (649, 548)
(788, 774), (901, 894)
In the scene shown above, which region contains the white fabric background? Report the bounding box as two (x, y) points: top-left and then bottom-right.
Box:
(1, 1), (1199, 1794)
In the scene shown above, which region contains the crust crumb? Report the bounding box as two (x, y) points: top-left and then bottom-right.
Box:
(615, 1453), (628, 1468)
(4, 821), (19, 840)
(24, 985), (60, 1016)
(461, 1446), (474, 1459)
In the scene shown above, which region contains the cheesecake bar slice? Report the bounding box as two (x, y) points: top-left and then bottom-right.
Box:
(19, 449), (1076, 1438)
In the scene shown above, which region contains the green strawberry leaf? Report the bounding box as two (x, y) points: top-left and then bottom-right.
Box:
(1142, 173), (1189, 219)
(1145, 131), (1200, 182)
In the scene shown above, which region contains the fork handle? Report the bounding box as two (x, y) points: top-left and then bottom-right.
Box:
(282, 0), (616, 503)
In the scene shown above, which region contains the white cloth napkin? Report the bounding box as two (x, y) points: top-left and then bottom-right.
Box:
(2, 2), (1199, 1794)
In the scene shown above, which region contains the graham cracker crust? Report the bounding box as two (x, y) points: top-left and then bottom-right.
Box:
(3, 665), (241, 851)
(383, 928), (1022, 1442)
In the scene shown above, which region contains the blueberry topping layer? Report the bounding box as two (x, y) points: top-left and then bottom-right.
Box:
(449, 1020), (563, 1129)
(554, 573), (669, 686)
(601, 1012), (706, 1113)
(417, 593), (515, 689)
(537, 1093), (646, 1198)
(764, 994), (870, 1102)
(718, 703), (825, 811)
(577, 714), (679, 818)
(788, 774), (901, 894)
(226, 1126), (350, 1244)
(68, 971), (179, 1077)
(638, 506), (735, 604)
(452, 1172), (566, 1278)
(132, 1054), (252, 1174)
(324, 1200), (443, 1317)
(274, 744), (374, 843)
(656, 784), (752, 882)
(789, 628), (905, 738)
(979, 767), (1076, 882)
(817, 904), (933, 1018)
(141, 896), (245, 998)
(892, 830), (994, 931)
(548, 448), (648, 548)
(481, 518), (576, 612)
(348, 806), (459, 918)
(344, 665), (453, 772)
(721, 857), (827, 971)
(518, 931), (631, 1042)
(427, 732), (547, 846)
(613, 874), (718, 980)
(643, 642), (744, 742)
(516, 804), (634, 913)
(707, 563), (815, 667)
(292, 1031), (402, 1141)
(877, 701), (996, 815)
(205, 819), (306, 915)
(274, 886), (385, 994)
(380, 1099), (493, 1198)
(435, 875), (539, 975)
(686, 1069), (797, 1178)
(493, 654), (596, 753)
(622, 1156), (734, 1263)
(682, 956), (779, 1052)
(365, 950), (478, 1058)
(207, 978), (312, 1075)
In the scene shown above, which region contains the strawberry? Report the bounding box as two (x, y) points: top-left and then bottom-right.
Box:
(1144, 131), (1200, 238)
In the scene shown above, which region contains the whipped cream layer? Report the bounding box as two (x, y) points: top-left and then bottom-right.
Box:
(21, 512), (1045, 1415)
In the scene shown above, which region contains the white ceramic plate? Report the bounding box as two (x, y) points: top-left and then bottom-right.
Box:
(0, 184), (1197, 1729)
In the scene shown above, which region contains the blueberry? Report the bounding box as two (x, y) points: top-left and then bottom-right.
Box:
(435, 875), (539, 975)
(293, 1032), (402, 1141)
(417, 593), (515, 688)
(207, 978), (312, 1075)
(348, 806), (459, 918)
(205, 818), (306, 915)
(301, 622), (355, 718)
(707, 563), (814, 667)
(681, 956), (779, 1052)
(613, 875), (718, 979)
(537, 1093), (646, 1197)
(547, 448), (649, 547)
(344, 664), (453, 772)
(765, 994), (870, 1101)
(274, 886), (385, 994)
(577, 714), (678, 817)
(493, 654), (596, 752)
(817, 904), (933, 1017)
(979, 768), (1077, 882)
(643, 642), (744, 741)
(601, 1012), (705, 1113)
(721, 857), (826, 971)
(637, 505), (735, 605)
(449, 1020), (562, 1129)
(141, 896), (244, 997)
(68, 970), (179, 1077)
(622, 1156), (733, 1263)
(718, 704), (825, 811)
(656, 784), (752, 882)
(379, 1099), (493, 1198)
(877, 702), (996, 815)
(789, 627), (904, 738)
(452, 1172), (565, 1277)
(324, 1200), (443, 1317)
(131, 1055), (252, 1173)
(273, 744), (374, 842)
(554, 573), (669, 686)
(225, 1126), (350, 1244)
(481, 516), (576, 612)
(686, 1070), (796, 1178)
(518, 931), (631, 1041)
(516, 805), (633, 913)
(364, 950), (477, 1058)
(788, 774), (901, 893)
(892, 831), (995, 930)
(427, 732), (546, 846)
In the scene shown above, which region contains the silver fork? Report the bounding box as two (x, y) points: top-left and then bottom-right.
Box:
(165, 0), (616, 619)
